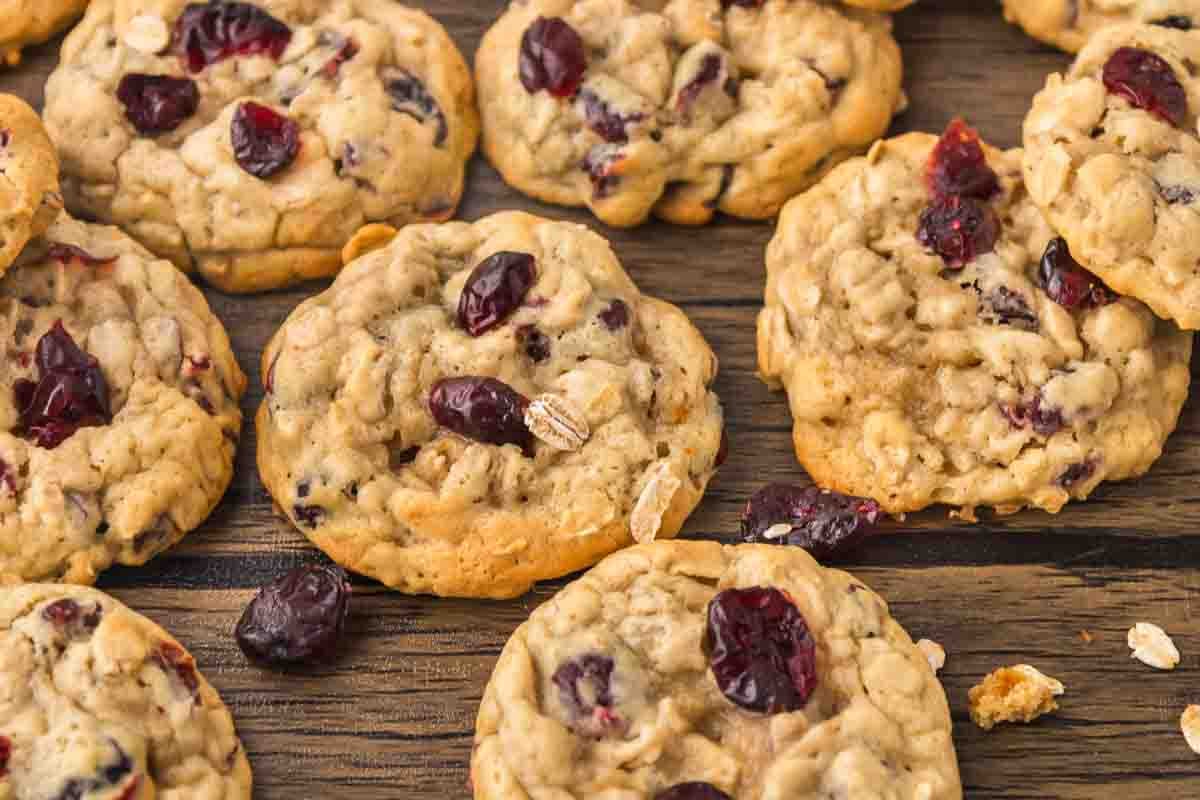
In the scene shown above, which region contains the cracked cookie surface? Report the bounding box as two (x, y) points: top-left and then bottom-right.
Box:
(0, 583), (252, 799)
(471, 540), (961, 799)
(0, 214), (245, 585)
(474, 0), (904, 228)
(0, 0), (88, 66)
(42, 0), (479, 292)
(1023, 24), (1200, 328)
(257, 212), (724, 598)
(1003, 0), (1200, 52)
(758, 128), (1191, 514)
(0, 94), (62, 278)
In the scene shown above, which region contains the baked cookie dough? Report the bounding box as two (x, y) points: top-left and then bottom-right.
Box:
(474, 0), (904, 227)
(1003, 0), (1200, 53)
(0, 583), (252, 798)
(758, 123), (1192, 514)
(1, 214), (245, 584)
(0, 0), (88, 66)
(1023, 24), (1200, 328)
(257, 212), (724, 598)
(845, 0), (915, 10)
(43, 0), (479, 292)
(471, 540), (961, 799)
(0, 94), (62, 277)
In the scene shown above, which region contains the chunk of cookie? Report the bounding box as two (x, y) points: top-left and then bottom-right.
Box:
(0, 584), (252, 797)
(1003, 0), (1200, 53)
(474, 0), (904, 228)
(1023, 24), (1200, 328)
(43, 0), (479, 292)
(968, 664), (1064, 730)
(257, 212), (724, 598)
(0, 0), (88, 66)
(471, 540), (961, 799)
(1, 214), (246, 584)
(0, 94), (62, 277)
(758, 122), (1191, 514)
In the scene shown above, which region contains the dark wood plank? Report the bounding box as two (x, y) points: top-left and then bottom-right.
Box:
(3, 1), (1200, 798)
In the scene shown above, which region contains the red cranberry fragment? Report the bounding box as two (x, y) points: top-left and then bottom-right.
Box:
(579, 88), (643, 143)
(48, 744), (133, 800)
(318, 33), (358, 78)
(46, 243), (114, 267)
(292, 503), (325, 529)
(1160, 184), (1197, 204)
(582, 146), (621, 197)
(116, 74), (199, 134)
(1102, 47), (1187, 127)
(981, 287), (1039, 330)
(518, 325), (551, 362)
(598, 299), (630, 330)
(153, 641), (200, 695)
(458, 252), (537, 336)
(13, 321), (111, 449)
(676, 53), (725, 114)
(926, 118), (999, 201)
(231, 102), (300, 178)
(0, 735), (9, 778)
(519, 17), (586, 98)
(383, 68), (448, 147)
(552, 653), (624, 737)
(173, 1), (292, 72)
(42, 598), (82, 626)
(236, 564), (351, 667)
(706, 587), (817, 714)
(655, 784), (733, 800)
(1000, 395), (1064, 437)
(430, 377), (531, 449)
(1058, 460), (1097, 488)
(741, 484), (881, 559)
(916, 195), (999, 269)
(1038, 237), (1116, 309)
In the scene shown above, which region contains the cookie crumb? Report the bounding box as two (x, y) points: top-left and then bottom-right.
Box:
(1182, 706), (1200, 755)
(1079, 629), (1093, 644)
(916, 639), (945, 673)
(1127, 622), (1180, 671)
(968, 664), (1063, 730)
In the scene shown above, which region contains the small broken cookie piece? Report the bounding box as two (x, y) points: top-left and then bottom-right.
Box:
(968, 664), (1064, 730)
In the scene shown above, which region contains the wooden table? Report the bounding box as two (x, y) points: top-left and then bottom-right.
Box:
(4, 1), (1199, 797)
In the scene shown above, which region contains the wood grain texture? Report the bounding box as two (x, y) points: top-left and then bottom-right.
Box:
(3, 1), (1200, 797)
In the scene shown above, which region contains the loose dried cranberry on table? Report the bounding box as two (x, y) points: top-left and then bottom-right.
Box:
(13, 321), (111, 449)
(384, 68), (448, 147)
(116, 74), (199, 134)
(655, 783), (733, 800)
(916, 195), (1000, 268)
(741, 484), (881, 560)
(457, 251), (537, 336)
(1102, 47), (1188, 127)
(236, 564), (351, 667)
(598, 299), (630, 330)
(231, 102), (300, 178)
(173, 1), (292, 72)
(926, 118), (1000, 201)
(1038, 237), (1116, 309)
(519, 17), (586, 98)
(429, 377), (532, 449)
(552, 653), (624, 737)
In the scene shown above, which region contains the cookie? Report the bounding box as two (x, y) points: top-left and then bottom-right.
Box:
(471, 540), (961, 799)
(757, 122), (1192, 514)
(844, 0), (915, 10)
(1003, 0), (1200, 53)
(0, 0), (88, 66)
(1023, 24), (1200, 329)
(0, 94), (62, 277)
(0, 583), (252, 798)
(474, 0), (904, 228)
(42, 0), (479, 293)
(257, 212), (724, 599)
(0, 214), (246, 584)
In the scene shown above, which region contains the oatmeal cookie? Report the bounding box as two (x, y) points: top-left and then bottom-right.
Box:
(0, 583), (252, 798)
(0, 0), (88, 66)
(0, 214), (245, 584)
(1003, 0), (1200, 53)
(257, 212), (724, 598)
(1023, 24), (1200, 328)
(0, 94), (62, 277)
(758, 122), (1192, 514)
(471, 540), (961, 799)
(474, 0), (904, 228)
(43, 0), (479, 293)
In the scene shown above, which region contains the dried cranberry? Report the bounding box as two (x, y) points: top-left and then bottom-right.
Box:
(655, 784), (733, 800)
(926, 118), (999, 201)
(1152, 16), (1194, 30)
(676, 53), (724, 114)
(42, 598), (81, 626)
(0, 735), (8, 778)
(292, 503), (325, 529)
(552, 653), (624, 737)
(579, 88), (642, 143)
(116, 74), (199, 134)
(741, 484), (881, 560)
(236, 564), (351, 667)
(1038, 237), (1116, 309)
(173, 1), (292, 72)
(13, 321), (111, 449)
(519, 17), (586, 98)
(705, 587), (817, 713)
(916, 195), (999, 269)
(48, 744), (133, 800)
(153, 642), (200, 695)
(518, 325), (551, 363)
(1160, 184), (1197, 204)
(1058, 460), (1096, 488)
(384, 68), (448, 147)
(598, 299), (630, 330)
(582, 146), (621, 197)
(429, 377), (531, 449)
(1102, 47), (1188, 127)
(45, 243), (114, 267)
(981, 287), (1039, 330)
(231, 102), (300, 178)
(458, 252), (537, 336)
(318, 33), (358, 78)
(1001, 395), (1064, 437)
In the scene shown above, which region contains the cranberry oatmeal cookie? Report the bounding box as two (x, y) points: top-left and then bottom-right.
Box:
(1023, 24), (1200, 329)
(1003, 0), (1200, 53)
(0, 0), (89, 66)
(0, 583), (252, 798)
(474, 0), (904, 228)
(0, 214), (245, 584)
(758, 121), (1191, 514)
(0, 95), (62, 278)
(257, 212), (724, 598)
(42, 0), (478, 293)
(471, 540), (961, 799)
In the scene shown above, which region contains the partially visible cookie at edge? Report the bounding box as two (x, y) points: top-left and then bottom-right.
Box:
(0, 0), (89, 66)
(1003, 0), (1200, 52)
(0, 94), (62, 276)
